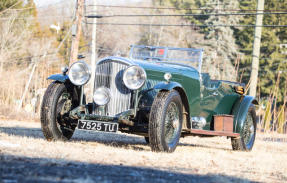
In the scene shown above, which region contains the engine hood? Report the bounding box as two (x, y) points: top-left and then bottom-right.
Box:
(97, 56), (199, 80)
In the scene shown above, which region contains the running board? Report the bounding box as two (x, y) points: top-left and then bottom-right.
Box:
(184, 129), (240, 138)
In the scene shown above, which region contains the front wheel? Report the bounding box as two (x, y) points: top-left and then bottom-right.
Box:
(231, 106), (256, 151)
(40, 82), (79, 141)
(148, 90), (183, 153)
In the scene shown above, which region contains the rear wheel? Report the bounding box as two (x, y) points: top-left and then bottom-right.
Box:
(40, 82), (79, 141)
(148, 90), (183, 153)
(231, 106), (256, 151)
(144, 136), (149, 144)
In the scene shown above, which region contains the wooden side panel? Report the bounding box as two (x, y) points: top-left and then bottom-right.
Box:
(214, 115), (234, 132)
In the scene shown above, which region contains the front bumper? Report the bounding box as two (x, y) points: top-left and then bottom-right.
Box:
(69, 105), (135, 126)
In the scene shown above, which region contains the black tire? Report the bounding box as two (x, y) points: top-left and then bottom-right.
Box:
(148, 90), (183, 153)
(144, 136), (150, 144)
(40, 82), (78, 141)
(231, 105), (256, 151)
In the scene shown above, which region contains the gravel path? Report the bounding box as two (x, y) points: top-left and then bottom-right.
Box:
(1, 120), (287, 183)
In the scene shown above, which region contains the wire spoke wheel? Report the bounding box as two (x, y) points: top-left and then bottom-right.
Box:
(56, 92), (73, 132)
(164, 102), (180, 146)
(231, 105), (256, 151)
(149, 90), (183, 153)
(41, 82), (79, 141)
(242, 112), (255, 146)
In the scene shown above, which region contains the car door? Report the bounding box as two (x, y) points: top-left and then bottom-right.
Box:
(200, 74), (224, 129)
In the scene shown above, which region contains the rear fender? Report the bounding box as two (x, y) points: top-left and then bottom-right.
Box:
(232, 95), (258, 133)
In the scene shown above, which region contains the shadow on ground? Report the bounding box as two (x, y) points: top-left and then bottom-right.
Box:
(0, 125), (232, 151)
(0, 154), (256, 183)
(0, 126), (145, 144)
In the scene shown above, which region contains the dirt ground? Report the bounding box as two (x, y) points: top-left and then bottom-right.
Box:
(0, 120), (287, 183)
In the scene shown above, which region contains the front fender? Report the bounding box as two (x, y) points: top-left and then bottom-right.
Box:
(47, 74), (69, 83)
(47, 74), (85, 105)
(138, 81), (185, 108)
(232, 95), (258, 133)
(154, 81), (182, 91)
(138, 81), (190, 128)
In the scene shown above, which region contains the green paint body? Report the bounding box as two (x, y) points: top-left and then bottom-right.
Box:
(231, 96), (257, 134)
(133, 59), (254, 132)
(48, 57), (257, 133)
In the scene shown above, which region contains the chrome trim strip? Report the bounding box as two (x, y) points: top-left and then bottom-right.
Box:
(97, 56), (136, 66)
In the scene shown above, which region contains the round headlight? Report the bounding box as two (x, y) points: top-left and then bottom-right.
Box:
(93, 87), (111, 106)
(68, 61), (91, 86)
(123, 66), (146, 90)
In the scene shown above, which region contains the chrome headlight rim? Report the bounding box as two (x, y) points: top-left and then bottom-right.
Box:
(68, 61), (91, 86)
(123, 65), (147, 90)
(93, 87), (111, 106)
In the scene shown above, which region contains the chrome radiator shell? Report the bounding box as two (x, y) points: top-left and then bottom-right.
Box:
(93, 58), (132, 116)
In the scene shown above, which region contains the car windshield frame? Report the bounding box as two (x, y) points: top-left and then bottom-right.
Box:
(129, 45), (204, 72)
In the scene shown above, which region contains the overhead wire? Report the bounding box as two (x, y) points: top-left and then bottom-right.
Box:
(81, 5), (287, 28)
(2, 15), (75, 65)
(2, 4), (286, 26)
(83, 22), (287, 28)
(85, 4), (287, 12)
(0, 4), (65, 13)
(1, 52), (58, 63)
(0, 0), (69, 14)
(0, 16), (73, 20)
(85, 12), (287, 19)
(83, 10), (287, 28)
(2, 2), (287, 64)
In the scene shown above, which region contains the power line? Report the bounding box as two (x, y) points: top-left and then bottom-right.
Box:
(0, 0), (68, 13)
(85, 12), (287, 19)
(5, 4), (71, 12)
(83, 22), (287, 28)
(2, 26), (73, 64)
(1, 53), (58, 63)
(85, 4), (287, 12)
(0, 16), (73, 20)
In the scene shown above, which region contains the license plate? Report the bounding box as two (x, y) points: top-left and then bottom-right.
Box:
(77, 120), (118, 133)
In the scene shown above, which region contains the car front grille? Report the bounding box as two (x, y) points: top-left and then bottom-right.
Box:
(93, 59), (132, 116)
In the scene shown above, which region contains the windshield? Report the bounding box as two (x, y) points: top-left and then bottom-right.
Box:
(129, 45), (203, 71)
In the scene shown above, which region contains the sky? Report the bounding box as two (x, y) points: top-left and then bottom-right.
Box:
(34, 0), (145, 7)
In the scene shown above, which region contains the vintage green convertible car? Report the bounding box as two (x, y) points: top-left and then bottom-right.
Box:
(41, 45), (257, 152)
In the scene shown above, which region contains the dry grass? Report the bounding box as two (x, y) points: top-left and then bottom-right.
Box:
(0, 120), (287, 183)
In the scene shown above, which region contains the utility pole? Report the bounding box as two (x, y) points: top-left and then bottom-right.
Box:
(69, 0), (85, 65)
(90, 0), (97, 96)
(249, 0), (265, 97)
(18, 60), (38, 110)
